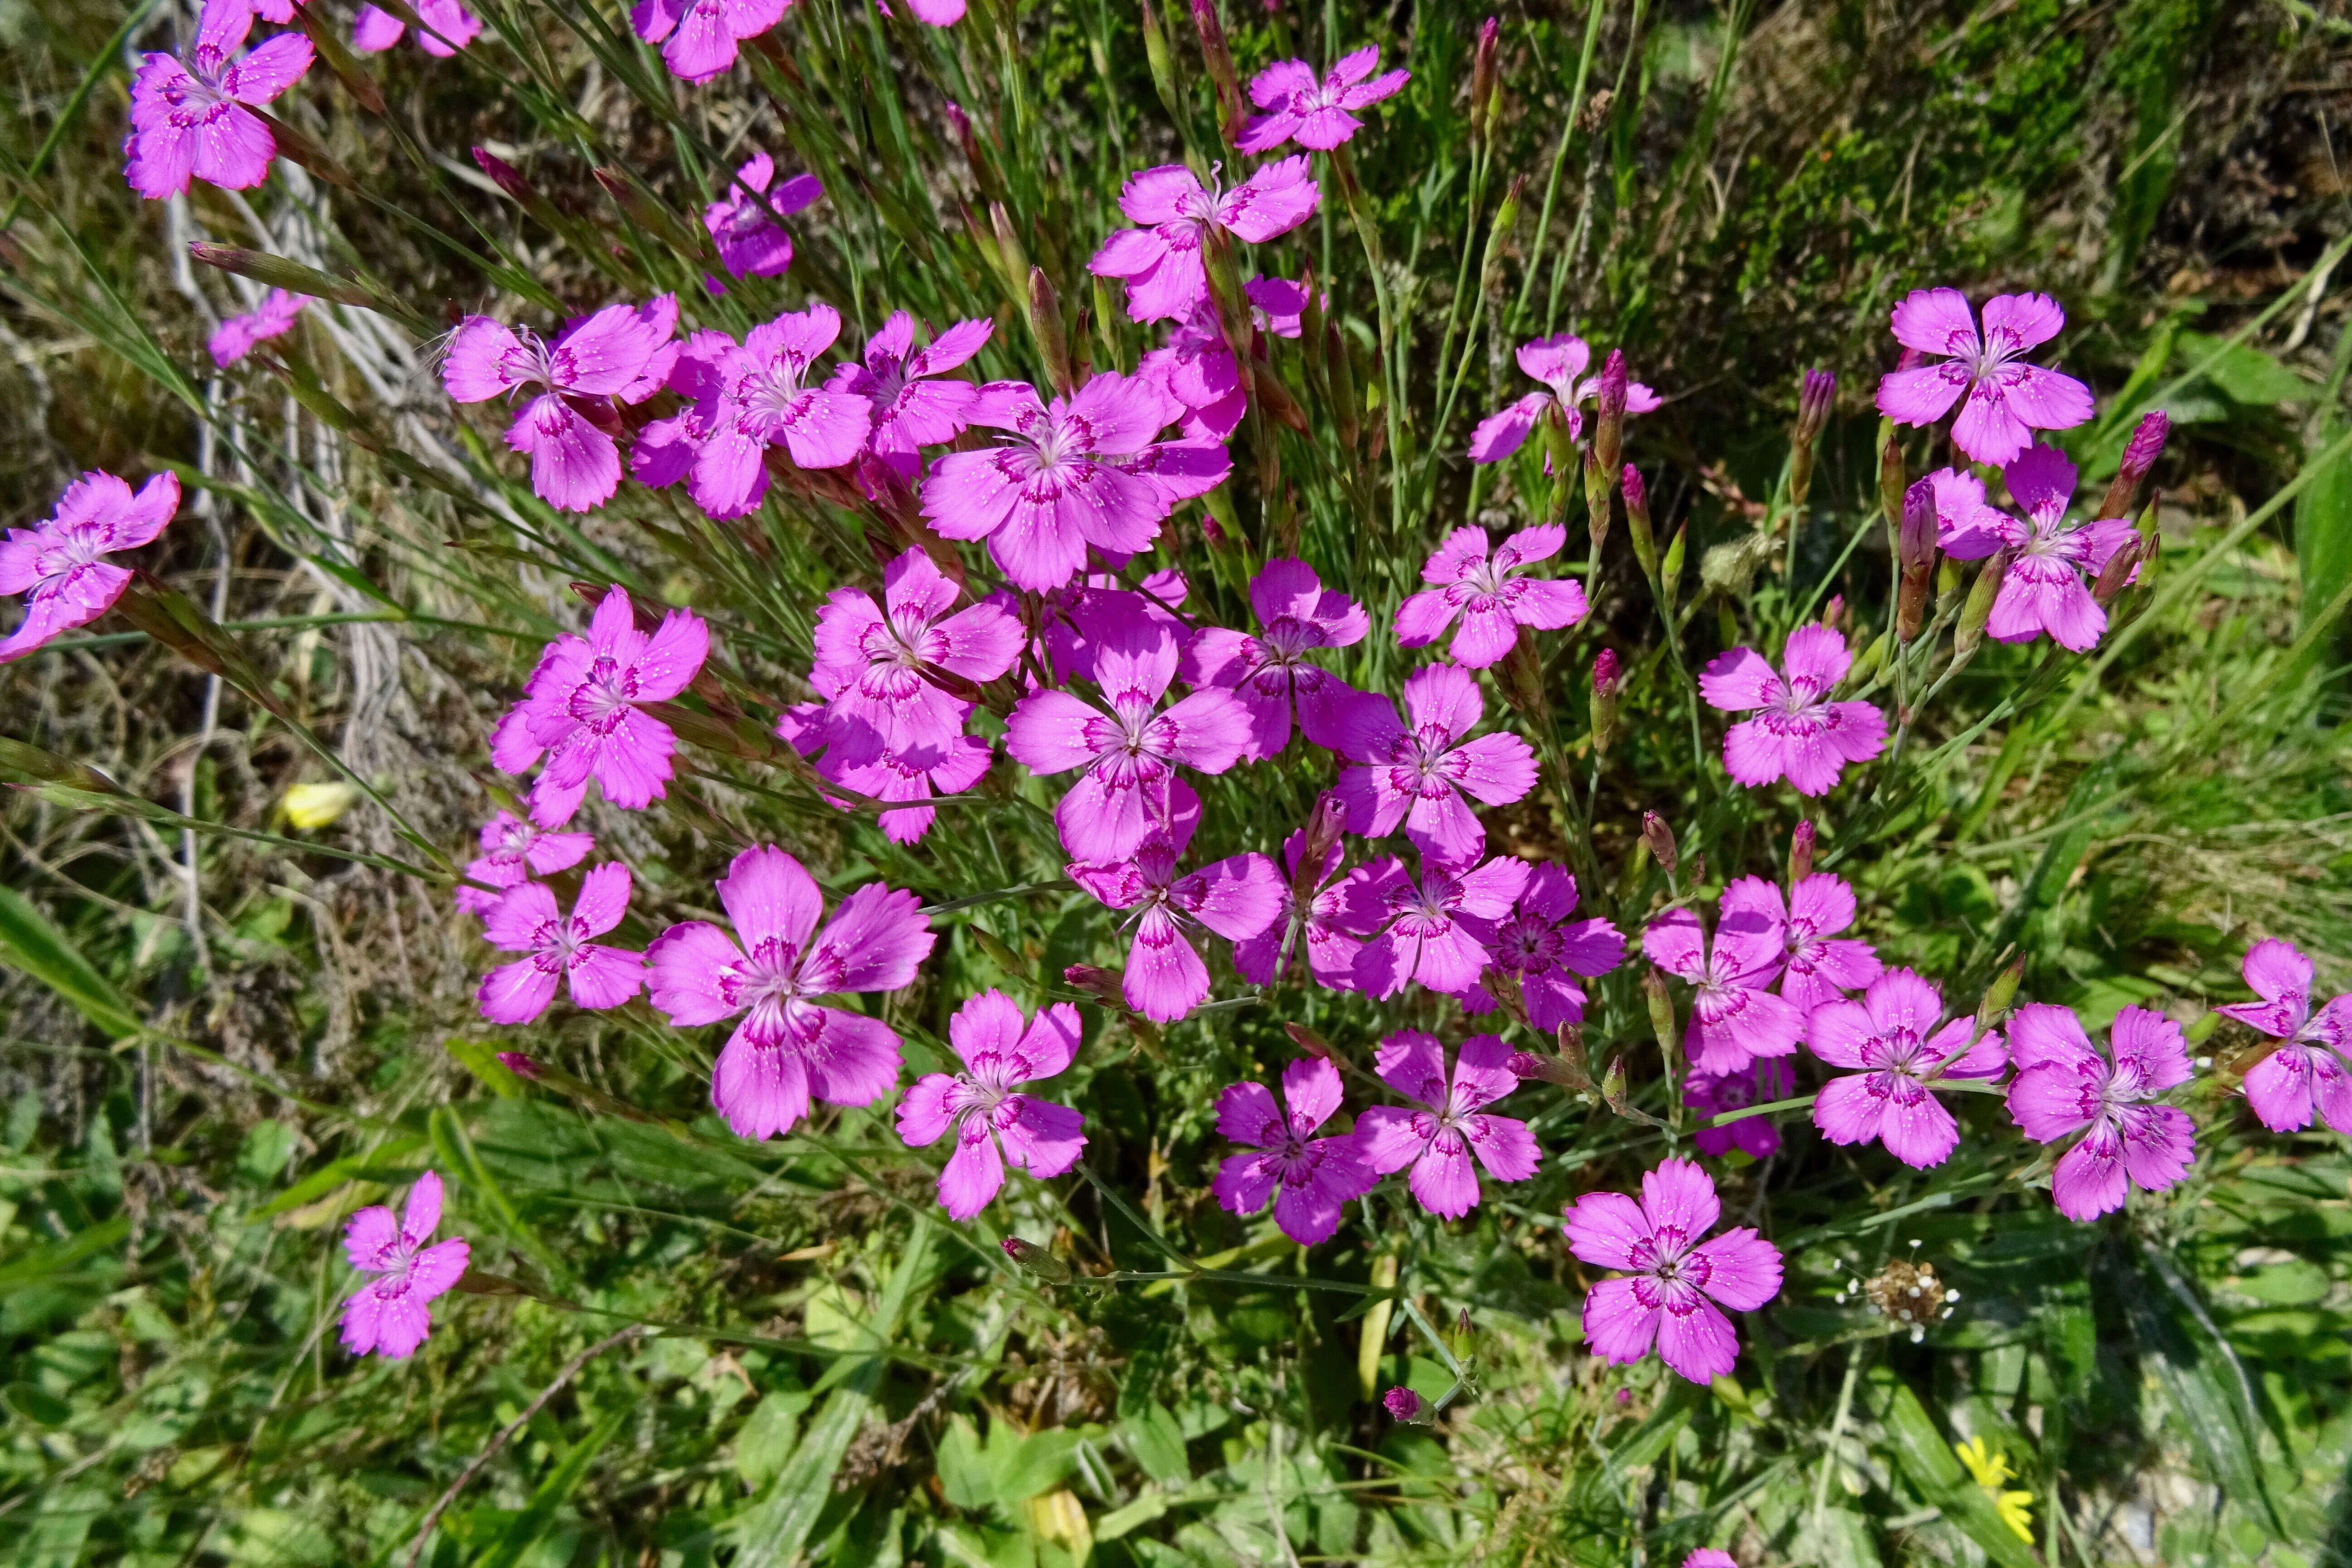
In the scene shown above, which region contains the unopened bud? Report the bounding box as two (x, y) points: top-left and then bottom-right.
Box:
(1509, 1050), (1581, 1088)
(472, 146), (536, 205)
(2091, 535), (2143, 607)
(1028, 266), (1073, 397)
(1063, 963), (1126, 1007)
(1592, 349), (1629, 477)
(1383, 1386), (1424, 1422)
(1583, 446), (1613, 561)
(1897, 478), (1936, 643)
(1002, 1236), (1071, 1284)
(1138, 0), (1181, 122)
(1640, 811), (1676, 875)
(1621, 462), (1656, 578)
(1795, 368), (1836, 445)
(1789, 820), (1815, 884)
(1877, 424), (1906, 539)
(1977, 954), (2024, 1030)
(1190, 0), (1247, 147)
(1294, 789), (1348, 898)
(1599, 1054), (1629, 1113)
(1645, 967), (1680, 1065)
(1496, 624), (1548, 720)
(2099, 410), (2171, 521)
(944, 100), (982, 170)
(1951, 549), (2014, 665)
(1468, 17), (1501, 146)
(496, 1051), (543, 1080)
(1590, 648), (1621, 755)
(1660, 524), (1686, 608)
(989, 202), (1030, 297)
(1284, 1022), (1335, 1059)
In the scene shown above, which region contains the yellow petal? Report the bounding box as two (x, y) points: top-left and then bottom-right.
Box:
(1997, 1489), (2035, 1542)
(283, 782), (361, 829)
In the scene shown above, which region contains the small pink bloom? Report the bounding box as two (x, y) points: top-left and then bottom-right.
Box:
(340, 1171), (470, 1359)
(443, 295), (680, 512)
(2006, 1003), (2196, 1221)
(1355, 1032), (1539, 1219)
(2217, 938), (2352, 1134)
(1330, 663), (1537, 863)
(1066, 818), (1283, 1023)
(896, 990), (1086, 1220)
(207, 288), (307, 366)
(1353, 853), (1529, 999)
(1944, 445), (2140, 653)
(1006, 609), (1252, 861)
(1137, 298), (1247, 440)
(702, 151), (823, 279)
(1718, 872), (1881, 1014)
(1684, 1552), (1741, 1568)
(453, 809), (593, 916)
(0, 470), (180, 663)
(352, 0), (483, 54)
(829, 312), (994, 478)
(1394, 524), (1588, 669)
(1040, 568), (1192, 685)
(647, 845), (934, 1140)
(688, 303), (873, 516)
(813, 547), (1022, 766)
(1382, 1386), (1423, 1421)
(1212, 1056), (1376, 1244)
(1238, 46), (1410, 152)
(1809, 969), (2007, 1169)
(923, 371), (1225, 590)
(1699, 625), (1886, 796)
(1875, 288), (2095, 467)
(475, 863), (645, 1024)
(1244, 275), (1319, 338)
(491, 587), (710, 828)
(1467, 334), (1662, 464)
(632, 0), (790, 83)
(124, 0), (313, 200)
(1685, 1058), (1794, 1160)
(1455, 862), (1624, 1030)
(1088, 157), (1320, 323)
(1564, 1157), (1783, 1382)
(1231, 829), (1403, 991)
(1644, 906), (1803, 1073)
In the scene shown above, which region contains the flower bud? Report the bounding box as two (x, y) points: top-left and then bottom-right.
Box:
(1002, 1236), (1072, 1285)
(1789, 819), (1815, 884)
(1284, 1022), (1335, 1059)
(1621, 462), (1656, 578)
(1294, 789), (1348, 894)
(1951, 549), (2014, 666)
(1640, 811), (1676, 876)
(1592, 349), (1629, 478)
(496, 1051), (543, 1080)
(2098, 410), (2171, 522)
(1139, 0), (1182, 122)
(1897, 478), (1936, 644)
(1976, 954), (2024, 1031)
(472, 146), (536, 205)
(1796, 368), (1835, 446)
(1190, 0), (1247, 147)
(1508, 1050), (1581, 1088)
(1383, 1386), (1424, 1422)
(1644, 966), (1680, 1064)
(1063, 963), (1127, 1007)
(989, 201), (1030, 299)
(1877, 423), (1906, 540)
(1027, 265), (1073, 397)
(1660, 524), (1686, 614)
(2091, 534), (2143, 607)
(1589, 648), (1621, 755)
(1496, 624), (1549, 720)
(943, 100), (982, 170)
(1469, 17), (1501, 147)
(187, 242), (377, 310)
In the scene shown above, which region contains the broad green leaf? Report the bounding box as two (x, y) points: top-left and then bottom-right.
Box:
(725, 1361), (881, 1568)
(1865, 1368), (2039, 1568)
(995, 1428), (1084, 1507)
(733, 1386), (812, 1489)
(0, 886), (140, 1038)
(1121, 1402), (1190, 1487)
(2176, 330), (2318, 405)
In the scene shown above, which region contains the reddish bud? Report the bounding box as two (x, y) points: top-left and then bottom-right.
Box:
(1063, 964), (1126, 1007)
(496, 1051), (543, 1080)
(1593, 349), (1629, 476)
(1383, 1386), (1424, 1421)
(1796, 368), (1836, 444)
(1590, 648), (1621, 755)
(1641, 811), (1677, 876)
(1284, 1022), (1335, 1059)
(2099, 410), (2171, 521)
(472, 146), (535, 204)
(1897, 478), (1936, 643)
(1789, 820), (1815, 884)
(2091, 535), (2143, 607)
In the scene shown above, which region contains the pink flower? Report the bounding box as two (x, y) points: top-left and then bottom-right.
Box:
(1212, 1055), (1376, 1244)
(2217, 938), (2352, 1134)
(1355, 1032), (1539, 1219)
(702, 151), (823, 279)
(1698, 625), (1886, 796)
(1393, 524), (1589, 669)
(1181, 560), (1371, 760)
(1685, 1059), (1794, 1160)
(124, 0), (313, 200)
(1353, 853), (1529, 999)
(2006, 1003), (2196, 1221)
(1808, 969), (2007, 1168)
(1041, 568), (1193, 684)
(1066, 818), (1284, 1023)
(340, 1171), (470, 1359)
(206, 288), (306, 366)
(453, 809), (593, 916)
(646, 845), (935, 1140)
(0, 470), (180, 663)
(922, 371), (1226, 590)
(1923, 466), (2009, 558)
(1644, 906), (1803, 1073)
(1237, 46), (1410, 152)
(896, 990), (1087, 1220)
(475, 863), (645, 1024)
(443, 295), (680, 512)
(1232, 828), (1403, 991)
(829, 312), (994, 478)
(1382, 1386), (1423, 1421)
(813, 547), (1022, 765)
(1875, 289), (2095, 467)
(777, 663), (996, 848)
(1685, 1551), (1741, 1568)
(1941, 445), (2140, 652)
(1467, 334), (1661, 464)
(628, 328), (735, 492)
(1088, 157), (1321, 323)
(353, 0), (483, 54)
(1564, 1157), (1783, 1382)
(1138, 299), (1248, 441)
(490, 586), (710, 828)
(632, 0), (789, 83)
(1005, 610), (1251, 860)
(1718, 873), (1881, 1014)
(1456, 863), (1624, 1029)
(1331, 664), (1537, 863)
(686, 304), (874, 517)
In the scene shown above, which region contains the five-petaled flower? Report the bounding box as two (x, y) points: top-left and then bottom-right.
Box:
(2006, 1003), (2196, 1221)
(1394, 524), (1589, 670)
(1564, 1157), (1784, 1383)
(702, 151), (823, 280)
(1808, 969), (2008, 1169)
(1718, 872), (1882, 1014)
(1331, 663), (1538, 864)
(475, 862), (645, 1024)
(1211, 1055), (1376, 1244)
(1875, 288), (2095, 467)
(1088, 157), (1320, 323)
(1468, 335), (1661, 464)
(1237, 46), (1411, 152)
(830, 313), (995, 480)
(1230, 823), (1402, 991)
(207, 288), (307, 367)
(1941, 445), (2140, 652)
(1456, 863), (1625, 1029)
(1066, 815), (1283, 1022)
(1644, 906), (1805, 1073)
(1699, 625), (1886, 796)
(124, 0), (314, 200)
(454, 810), (593, 916)
(2215, 938), (2352, 1135)
(0, 470), (180, 664)
(632, 0), (789, 84)
(812, 547), (1022, 767)
(490, 586), (710, 828)
(688, 304), (874, 517)
(896, 990), (1087, 1220)
(1356, 1032), (1540, 1219)
(340, 1171), (470, 1359)
(1353, 853), (1530, 999)
(1181, 557), (1368, 758)
(647, 845), (935, 1140)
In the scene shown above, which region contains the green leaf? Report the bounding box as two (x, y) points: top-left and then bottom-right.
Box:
(1121, 1402), (1190, 1487)
(1865, 1368), (2039, 1568)
(725, 1362), (881, 1568)
(733, 1386), (811, 1490)
(446, 1039), (527, 1099)
(472, 1404), (626, 1568)
(0, 886), (140, 1039)
(995, 1428), (1084, 1507)
(2176, 330), (2318, 405)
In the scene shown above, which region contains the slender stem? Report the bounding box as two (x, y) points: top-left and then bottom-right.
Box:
(1331, 144), (1406, 535)
(1511, 0), (1608, 333)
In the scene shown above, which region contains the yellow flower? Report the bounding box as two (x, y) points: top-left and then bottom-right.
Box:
(1994, 1487), (2036, 1543)
(282, 782), (361, 830)
(1954, 1436), (2034, 1542)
